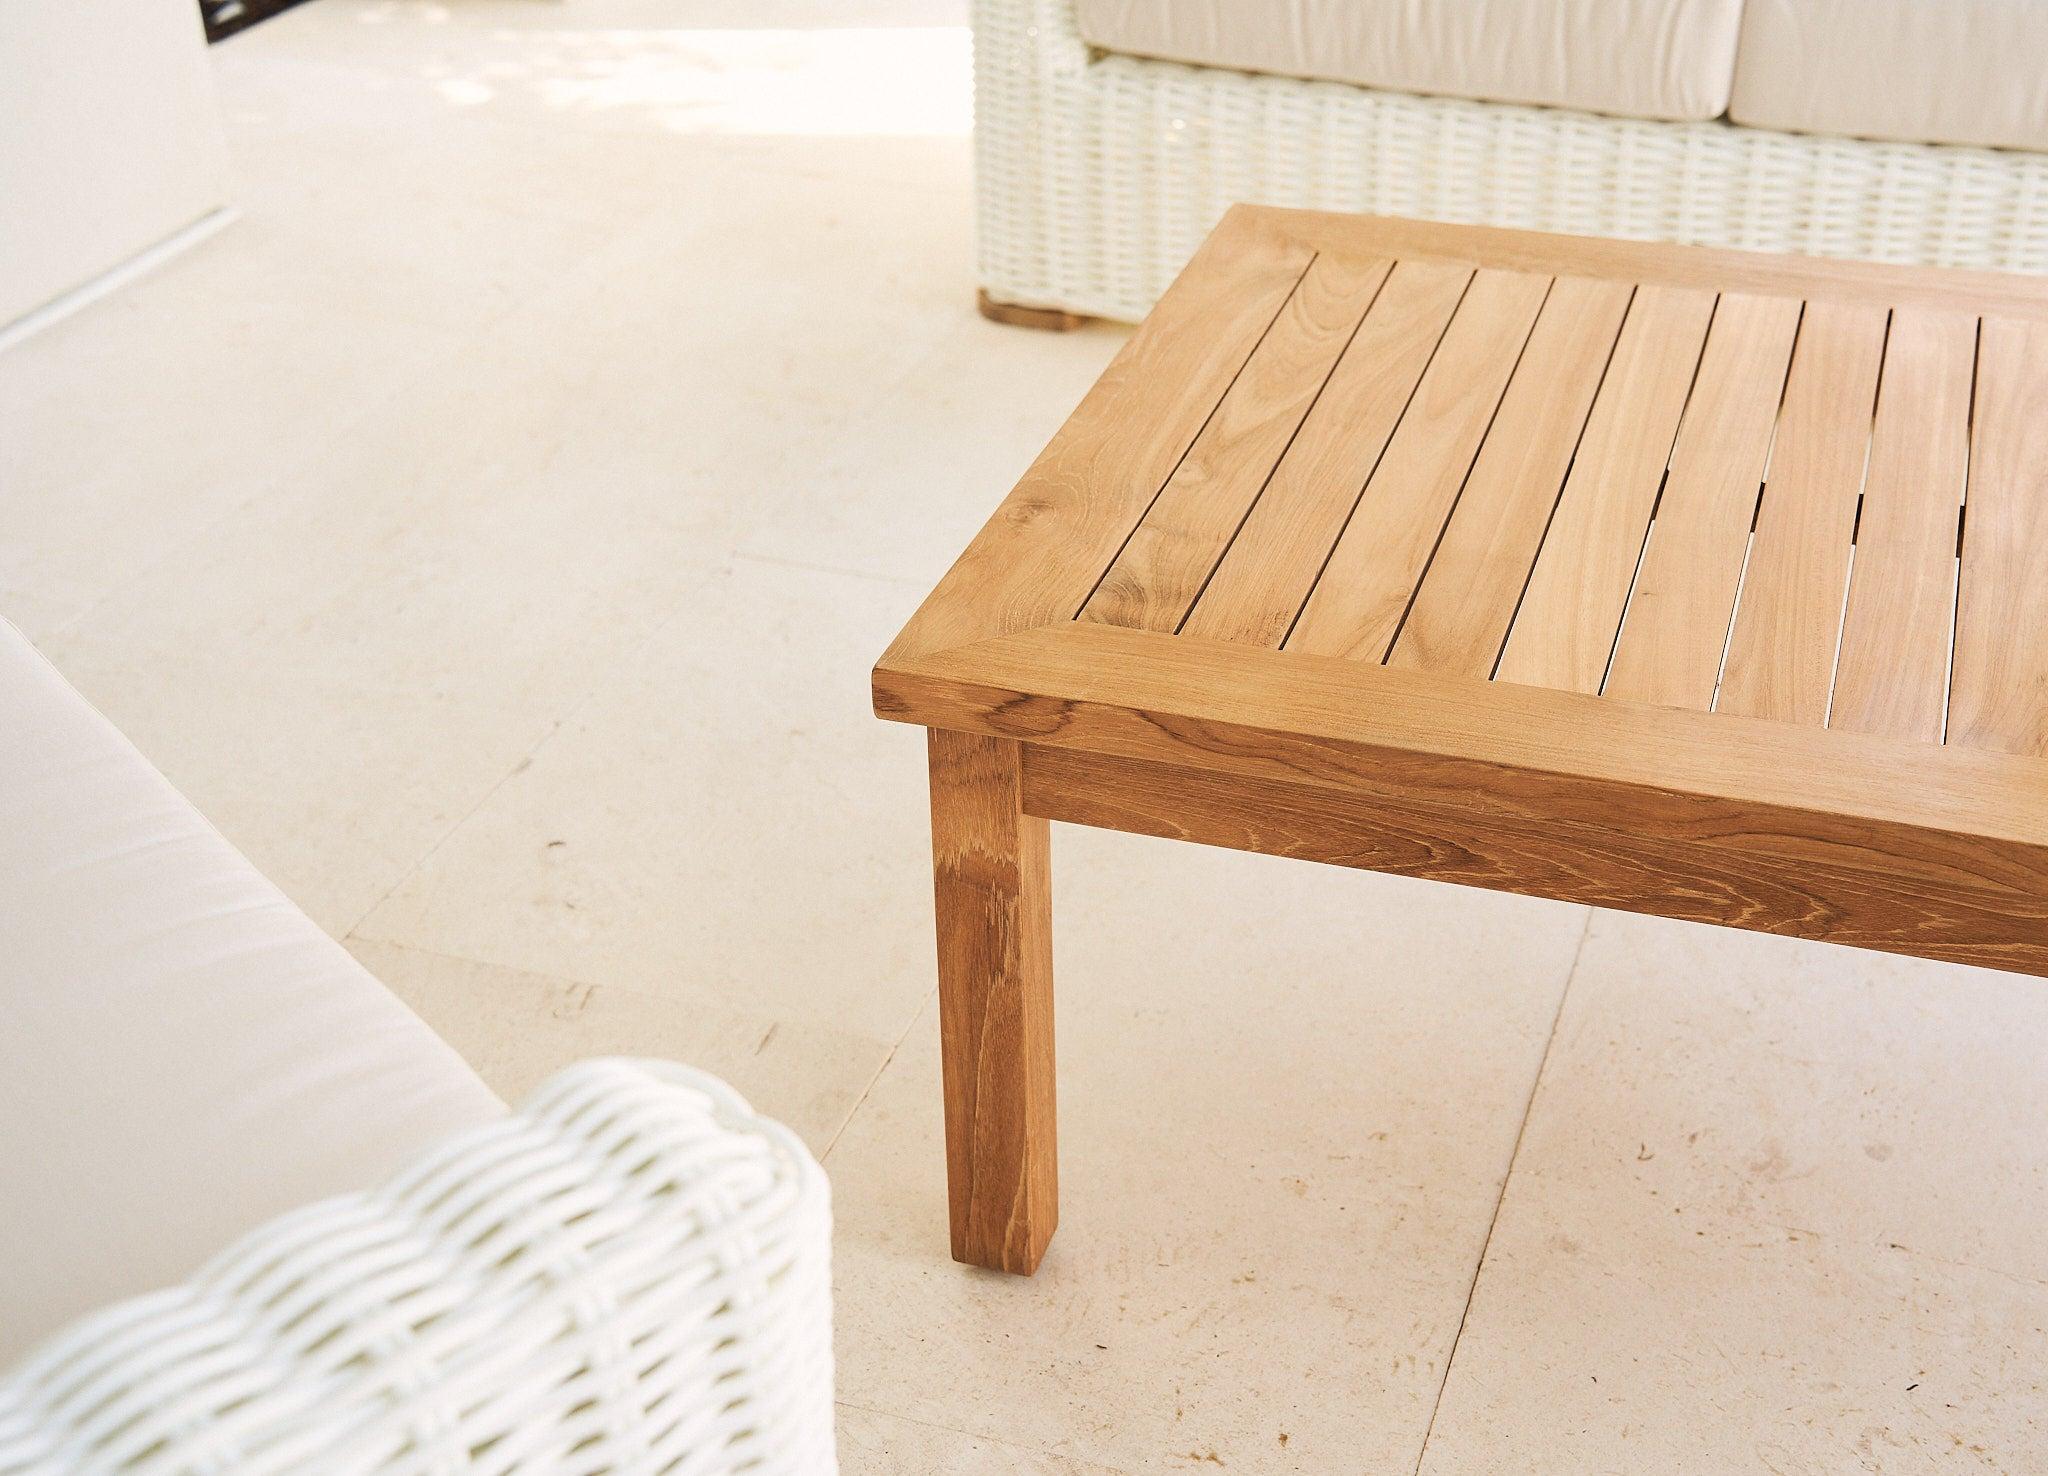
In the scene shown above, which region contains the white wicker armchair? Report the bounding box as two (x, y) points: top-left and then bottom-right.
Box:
(0, 1061), (836, 1476)
(974, 0), (2048, 323)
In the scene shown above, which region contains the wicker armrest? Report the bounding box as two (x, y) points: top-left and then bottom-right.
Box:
(0, 1061), (835, 1475)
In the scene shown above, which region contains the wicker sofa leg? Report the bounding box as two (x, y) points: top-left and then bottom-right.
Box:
(927, 728), (1058, 1274)
(977, 289), (1090, 332)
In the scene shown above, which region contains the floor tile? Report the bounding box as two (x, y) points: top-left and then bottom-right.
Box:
(0, 227), (465, 642)
(836, 1406), (1129, 1475)
(348, 937), (890, 1155)
(739, 311), (1129, 587)
(1507, 912), (2048, 1283)
(49, 151), (978, 697)
(53, 313), (744, 720)
(27, 636), (541, 937)
(354, 556), (943, 1043)
(826, 828), (1587, 1472)
(1417, 1182), (2048, 1474)
(11, 0), (2042, 1462)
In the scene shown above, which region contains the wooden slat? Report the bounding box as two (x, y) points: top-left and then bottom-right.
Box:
(881, 209), (1314, 664)
(876, 623), (2048, 903)
(1494, 285), (1718, 694)
(1024, 745), (2048, 978)
(1949, 315), (2048, 757)
(1246, 206), (2048, 322)
(1078, 254), (1391, 631)
(1180, 259), (1472, 647)
(1285, 268), (1552, 660)
(1603, 292), (1804, 710)
(1386, 275), (1635, 676)
(1716, 301), (1890, 724)
(1831, 310), (1977, 744)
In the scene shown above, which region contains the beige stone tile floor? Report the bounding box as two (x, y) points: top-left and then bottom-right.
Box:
(3, 2), (2044, 1469)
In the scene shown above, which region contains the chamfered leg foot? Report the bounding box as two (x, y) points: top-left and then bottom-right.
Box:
(977, 288), (1090, 332)
(926, 728), (1057, 1274)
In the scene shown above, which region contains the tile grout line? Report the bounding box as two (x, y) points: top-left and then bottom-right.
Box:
(1410, 905), (1595, 1476)
(817, 984), (936, 1164)
(334, 557), (749, 940)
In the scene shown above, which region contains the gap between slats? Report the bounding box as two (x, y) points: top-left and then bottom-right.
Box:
(1829, 310), (1981, 745)
(1265, 271), (1480, 650)
(1939, 317), (1986, 745)
(1282, 270), (1557, 658)
(1479, 285), (1642, 681)
(1588, 295), (1725, 696)
(1816, 312), (1895, 729)
(1082, 257), (1991, 749)
(1373, 276), (1565, 664)
(1069, 251), (1321, 620)
(1703, 300), (1815, 715)
(1497, 288), (1724, 698)
(1595, 293), (1805, 709)
(1168, 264), (1402, 635)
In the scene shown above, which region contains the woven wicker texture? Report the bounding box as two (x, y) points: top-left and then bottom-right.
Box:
(977, 0), (2048, 322)
(0, 1060), (835, 1475)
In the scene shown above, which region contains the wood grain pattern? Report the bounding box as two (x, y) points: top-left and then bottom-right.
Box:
(1494, 284), (1718, 694)
(880, 625), (2048, 902)
(1180, 259), (1472, 648)
(1831, 309), (1977, 744)
(1387, 275), (1635, 676)
(883, 208), (1313, 664)
(882, 214), (2048, 1280)
(1603, 292), (1804, 710)
(1286, 268), (1552, 661)
(1716, 300), (1890, 724)
(1247, 207), (2048, 321)
(1024, 746), (2048, 976)
(1079, 253), (1390, 631)
(1949, 315), (2048, 758)
(927, 729), (1057, 1274)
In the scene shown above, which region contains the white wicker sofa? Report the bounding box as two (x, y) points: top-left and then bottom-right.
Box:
(976, 0), (2048, 324)
(0, 618), (834, 1474)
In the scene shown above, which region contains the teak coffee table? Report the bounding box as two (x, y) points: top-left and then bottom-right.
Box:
(873, 207), (2048, 1276)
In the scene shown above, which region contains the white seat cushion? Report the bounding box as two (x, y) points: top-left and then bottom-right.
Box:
(0, 619), (503, 1363)
(1073, 0), (1745, 123)
(1731, 0), (2048, 154)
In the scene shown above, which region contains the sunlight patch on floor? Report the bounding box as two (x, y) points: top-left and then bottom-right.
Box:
(420, 26), (971, 135)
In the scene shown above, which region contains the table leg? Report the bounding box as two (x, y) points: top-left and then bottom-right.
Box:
(926, 728), (1057, 1274)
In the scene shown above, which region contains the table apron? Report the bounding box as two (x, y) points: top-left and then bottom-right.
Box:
(1019, 744), (2048, 979)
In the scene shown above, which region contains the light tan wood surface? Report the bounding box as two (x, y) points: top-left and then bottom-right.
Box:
(1494, 284), (1717, 694)
(883, 216), (1313, 664)
(927, 729), (1057, 1275)
(1715, 300), (1889, 724)
(1387, 275), (1634, 677)
(1948, 316), (2048, 758)
(1080, 254), (1390, 632)
(1181, 259), (1471, 648)
(879, 208), (2048, 1275)
(1601, 291), (1803, 710)
(1287, 267), (1551, 661)
(1829, 309), (1976, 744)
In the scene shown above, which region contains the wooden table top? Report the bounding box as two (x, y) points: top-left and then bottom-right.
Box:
(877, 208), (2048, 974)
